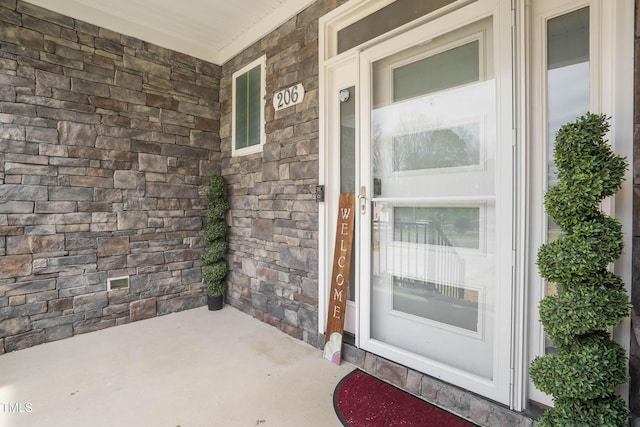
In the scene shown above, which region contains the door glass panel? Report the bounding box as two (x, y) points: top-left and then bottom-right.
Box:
(393, 276), (479, 331)
(247, 66), (261, 147)
(236, 65), (262, 149)
(544, 7), (589, 353)
(340, 87), (356, 193)
(235, 73), (248, 148)
(340, 86), (356, 302)
(393, 41), (480, 102)
(546, 7), (589, 230)
(370, 18), (496, 379)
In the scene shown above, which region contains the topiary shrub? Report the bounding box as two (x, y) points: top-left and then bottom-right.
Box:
(201, 173), (229, 298)
(530, 113), (630, 426)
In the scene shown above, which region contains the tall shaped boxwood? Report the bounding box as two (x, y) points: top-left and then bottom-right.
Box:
(530, 114), (630, 426)
(201, 173), (229, 297)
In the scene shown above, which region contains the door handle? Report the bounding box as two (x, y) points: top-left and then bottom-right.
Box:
(358, 186), (366, 215)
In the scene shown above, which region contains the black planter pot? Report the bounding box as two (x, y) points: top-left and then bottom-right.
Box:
(207, 295), (223, 311)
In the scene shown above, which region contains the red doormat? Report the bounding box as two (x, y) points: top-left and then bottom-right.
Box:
(334, 369), (477, 427)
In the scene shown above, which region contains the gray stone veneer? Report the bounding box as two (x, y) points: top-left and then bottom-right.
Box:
(220, 0), (349, 347)
(0, 0), (221, 353)
(632, 1), (640, 425)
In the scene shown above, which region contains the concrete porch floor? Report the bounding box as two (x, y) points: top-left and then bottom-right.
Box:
(0, 306), (354, 427)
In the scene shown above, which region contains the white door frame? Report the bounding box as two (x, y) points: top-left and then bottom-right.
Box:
(318, 52), (360, 336)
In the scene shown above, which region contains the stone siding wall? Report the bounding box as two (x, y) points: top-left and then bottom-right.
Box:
(632, 1), (640, 424)
(0, 0), (221, 353)
(219, 0), (346, 347)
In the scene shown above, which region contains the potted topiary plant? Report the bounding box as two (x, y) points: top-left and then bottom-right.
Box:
(529, 113), (631, 426)
(201, 173), (229, 311)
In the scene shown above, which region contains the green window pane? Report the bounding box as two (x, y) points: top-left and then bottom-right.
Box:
(247, 65), (261, 147)
(544, 7), (589, 354)
(235, 72), (249, 149)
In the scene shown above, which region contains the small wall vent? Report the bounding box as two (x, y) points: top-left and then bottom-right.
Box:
(107, 276), (129, 291)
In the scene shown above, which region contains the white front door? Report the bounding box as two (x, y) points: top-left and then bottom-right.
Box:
(357, 0), (514, 404)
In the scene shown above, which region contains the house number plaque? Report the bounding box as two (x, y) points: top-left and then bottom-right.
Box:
(273, 83), (304, 111)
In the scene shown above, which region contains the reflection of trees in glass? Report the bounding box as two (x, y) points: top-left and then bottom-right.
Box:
(392, 123), (480, 172)
(371, 119), (384, 185)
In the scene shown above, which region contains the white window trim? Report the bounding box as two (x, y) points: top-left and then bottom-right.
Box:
(232, 55), (266, 157)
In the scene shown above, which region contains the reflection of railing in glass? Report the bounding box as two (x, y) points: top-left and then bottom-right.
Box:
(389, 218), (465, 299)
(394, 220), (464, 298)
(395, 219), (454, 246)
(379, 216), (478, 331)
(394, 207), (480, 249)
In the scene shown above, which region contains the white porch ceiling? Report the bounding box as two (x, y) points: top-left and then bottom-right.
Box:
(24, 0), (317, 65)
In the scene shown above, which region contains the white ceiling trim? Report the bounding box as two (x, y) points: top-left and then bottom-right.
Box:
(218, 0), (314, 64)
(23, 0), (316, 65)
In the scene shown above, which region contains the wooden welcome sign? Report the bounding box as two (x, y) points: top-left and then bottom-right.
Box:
(323, 193), (356, 365)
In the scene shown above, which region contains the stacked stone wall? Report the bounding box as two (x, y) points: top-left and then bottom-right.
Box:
(632, 1), (640, 424)
(0, 0), (221, 353)
(220, 0), (347, 347)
